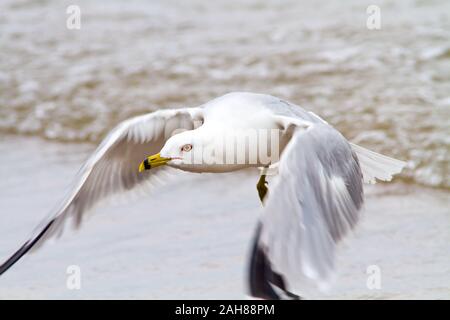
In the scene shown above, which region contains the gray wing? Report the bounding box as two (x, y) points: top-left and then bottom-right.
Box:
(0, 107), (203, 275)
(250, 122), (364, 298)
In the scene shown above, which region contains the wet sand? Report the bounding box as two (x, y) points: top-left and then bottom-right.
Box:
(0, 136), (448, 299)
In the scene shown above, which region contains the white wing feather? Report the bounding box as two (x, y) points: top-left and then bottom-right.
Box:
(258, 123), (365, 296)
(0, 107), (202, 274)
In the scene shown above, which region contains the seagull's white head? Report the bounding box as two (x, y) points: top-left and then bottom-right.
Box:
(138, 128), (253, 173)
(159, 130), (202, 169)
(139, 129), (217, 173)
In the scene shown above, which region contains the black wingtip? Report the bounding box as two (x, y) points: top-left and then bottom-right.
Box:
(248, 223), (301, 300)
(0, 219), (55, 276)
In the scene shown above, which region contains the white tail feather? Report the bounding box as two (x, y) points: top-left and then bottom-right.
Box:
(350, 143), (406, 184)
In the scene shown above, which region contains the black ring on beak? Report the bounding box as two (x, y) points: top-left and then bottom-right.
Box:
(143, 158), (151, 170)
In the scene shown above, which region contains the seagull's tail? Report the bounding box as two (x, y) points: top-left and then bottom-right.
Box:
(350, 143), (406, 184)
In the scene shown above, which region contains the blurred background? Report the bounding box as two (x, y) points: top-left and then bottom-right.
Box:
(0, 0), (449, 299)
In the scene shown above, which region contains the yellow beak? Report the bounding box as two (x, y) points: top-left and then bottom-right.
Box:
(138, 153), (171, 172)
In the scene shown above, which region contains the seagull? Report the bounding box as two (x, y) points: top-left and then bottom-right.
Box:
(0, 92), (405, 299)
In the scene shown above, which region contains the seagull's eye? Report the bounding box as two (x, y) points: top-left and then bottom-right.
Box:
(181, 144), (192, 152)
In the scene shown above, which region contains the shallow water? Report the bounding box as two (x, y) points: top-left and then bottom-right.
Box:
(0, 0), (449, 188)
(0, 137), (449, 299)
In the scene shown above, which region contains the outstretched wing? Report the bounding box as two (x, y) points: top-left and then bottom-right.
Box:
(248, 122), (364, 299)
(0, 107), (203, 275)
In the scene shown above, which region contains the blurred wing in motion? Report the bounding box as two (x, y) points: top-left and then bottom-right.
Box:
(248, 122), (365, 299)
(0, 107), (203, 275)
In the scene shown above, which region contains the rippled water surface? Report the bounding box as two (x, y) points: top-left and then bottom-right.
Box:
(0, 0), (449, 188)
